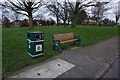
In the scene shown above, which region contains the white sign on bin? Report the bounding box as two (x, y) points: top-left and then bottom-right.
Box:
(36, 44), (42, 52)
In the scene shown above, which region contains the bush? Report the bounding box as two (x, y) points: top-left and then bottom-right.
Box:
(40, 20), (46, 26)
(58, 23), (64, 25)
(50, 19), (55, 25)
(46, 20), (50, 26)
(3, 17), (11, 28)
(39, 19), (55, 26)
(33, 20), (37, 26)
(20, 19), (29, 27)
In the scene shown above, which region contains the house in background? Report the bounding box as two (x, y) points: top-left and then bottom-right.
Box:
(12, 20), (21, 27)
(11, 19), (29, 27)
(81, 16), (116, 26)
(81, 19), (97, 26)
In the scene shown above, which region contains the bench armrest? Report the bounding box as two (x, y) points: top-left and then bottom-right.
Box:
(76, 36), (81, 38)
(75, 36), (81, 39)
(53, 40), (61, 44)
(55, 40), (61, 41)
(55, 40), (61, 42)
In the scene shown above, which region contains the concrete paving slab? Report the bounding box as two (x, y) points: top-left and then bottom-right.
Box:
(57, 55), (105, 78)
(57, 66), (93, 78)
(62, 55), (104, 73)
(10, 59), (75, 78)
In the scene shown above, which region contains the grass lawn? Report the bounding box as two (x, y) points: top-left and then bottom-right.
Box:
(2, 25), (118, 76)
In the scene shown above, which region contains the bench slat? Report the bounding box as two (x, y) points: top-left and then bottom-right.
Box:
(61, 39), (79, 44)
(54, 32), (74, 41)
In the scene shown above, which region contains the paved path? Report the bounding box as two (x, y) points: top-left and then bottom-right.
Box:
(55, 36), (118, 78)
(6, 36), (118, 79)
(103, 57), (119, 78)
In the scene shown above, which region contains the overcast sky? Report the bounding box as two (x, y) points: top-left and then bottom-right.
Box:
(0, 0), (120, 23)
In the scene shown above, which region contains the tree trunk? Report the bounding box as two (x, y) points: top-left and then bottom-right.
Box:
(71, 2), (80, 27)
(97, 16), (99, 26)
(56, 15), (59, 26)
(68, 19), (70, 25)
(71, 14), (76, 27)
(115, 15), (118, 26)
(64, 20), (66, 27)
(29, 15), (33, 29)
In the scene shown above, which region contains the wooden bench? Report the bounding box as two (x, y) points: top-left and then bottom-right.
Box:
(52, 32), (82, 53)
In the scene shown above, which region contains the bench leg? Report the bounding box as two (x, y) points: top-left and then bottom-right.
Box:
(73, 41), (79, 45)
(73, 40), (82, 46)
(58, 43), (62, 53)
(79, 37), (82, 46)
(53, 43), (62, 53)
(78, 40), (82, 46)
(53, 43), (56, 50)
(73, 41), (75, 45)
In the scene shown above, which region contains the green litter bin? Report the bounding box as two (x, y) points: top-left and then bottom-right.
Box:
(27, 31), (44, 57)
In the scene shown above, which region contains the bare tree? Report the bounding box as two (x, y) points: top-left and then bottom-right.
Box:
(1, 5), (10, 27)
(46, 0), (93, 27)
(113, 1), (120, 26)
(34, 13), (45, 20)
(1, 4), (9, 20)
(56, 0), (69, 26)
(10, 12), (24, 24)
(1, 3), (22, 21)
(46, 1), (74, 26)
(77, 9), (87, 24)
(2, 0), (43, 29)
(91, 2), (110, 25)
(68, 0), (94, 27)
(46, 2), (60, 26)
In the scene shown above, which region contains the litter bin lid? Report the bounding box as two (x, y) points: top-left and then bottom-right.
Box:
(27, 31), (44, 34)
